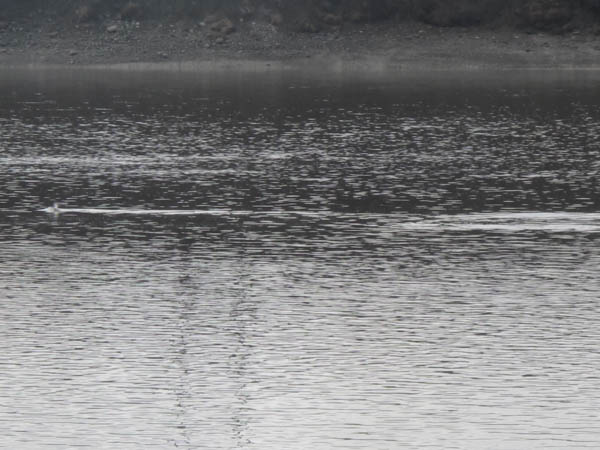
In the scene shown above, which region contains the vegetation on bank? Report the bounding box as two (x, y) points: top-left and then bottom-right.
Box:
(1, 0), (600, 33)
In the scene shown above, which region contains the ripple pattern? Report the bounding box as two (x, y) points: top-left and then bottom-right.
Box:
(1, 69), (600, 449)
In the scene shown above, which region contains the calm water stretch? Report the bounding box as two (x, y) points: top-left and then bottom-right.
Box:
(1, 68), (600, 449)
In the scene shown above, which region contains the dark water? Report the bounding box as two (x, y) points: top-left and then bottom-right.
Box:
(1, 67), (600, 449)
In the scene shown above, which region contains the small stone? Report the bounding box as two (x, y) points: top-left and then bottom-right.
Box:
(269, 13), (282, 26)
(68, 49), (78, 56)
(157, 51), (168, 59)
(120, 2), (141, 21)
(321, 13), (341, 26)
(215, 36), (224, 45)
(106, 25), (118, 33)
(75, 5), (97, 23)
(209, 18), (235, 35)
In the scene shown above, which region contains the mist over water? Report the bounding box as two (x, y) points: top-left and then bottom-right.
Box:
(1, 68), (600, 449)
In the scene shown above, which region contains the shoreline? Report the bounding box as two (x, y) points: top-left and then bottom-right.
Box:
(6, 59), (600, 73)
(1, 19), (600, 71)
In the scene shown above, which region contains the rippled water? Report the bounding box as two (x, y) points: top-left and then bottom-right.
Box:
(1, 68), (600, 449)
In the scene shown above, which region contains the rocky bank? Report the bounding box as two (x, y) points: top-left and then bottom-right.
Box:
(0, 0), (600, 69)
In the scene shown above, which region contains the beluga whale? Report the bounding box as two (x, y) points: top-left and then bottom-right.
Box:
(42, 202), (61, 214)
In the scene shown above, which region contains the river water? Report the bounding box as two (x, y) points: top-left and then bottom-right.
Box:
(1, 67), (599, 449)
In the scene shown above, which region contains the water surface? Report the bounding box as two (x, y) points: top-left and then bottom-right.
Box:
(1, 68), (600, 449)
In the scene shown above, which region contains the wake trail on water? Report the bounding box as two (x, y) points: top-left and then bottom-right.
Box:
(397, 212), (600, 232)
(37, 207), (600, 231)
(38, 207), (329, 218)
(42, 207), (243, 216)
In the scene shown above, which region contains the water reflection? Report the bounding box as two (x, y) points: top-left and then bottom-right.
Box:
(1, 68), (600, 449)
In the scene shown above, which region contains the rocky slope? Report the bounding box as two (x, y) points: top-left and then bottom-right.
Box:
(0, 0), (599, 67)
(2, 0), (599, 31)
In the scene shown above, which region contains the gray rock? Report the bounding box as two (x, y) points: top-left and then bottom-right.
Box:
(106, 25), (118, 33)
(209, 18), (235, 35)
(518, 0), (574, 30)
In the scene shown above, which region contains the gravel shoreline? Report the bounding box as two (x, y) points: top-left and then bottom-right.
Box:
(1, 18), (600, 70)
